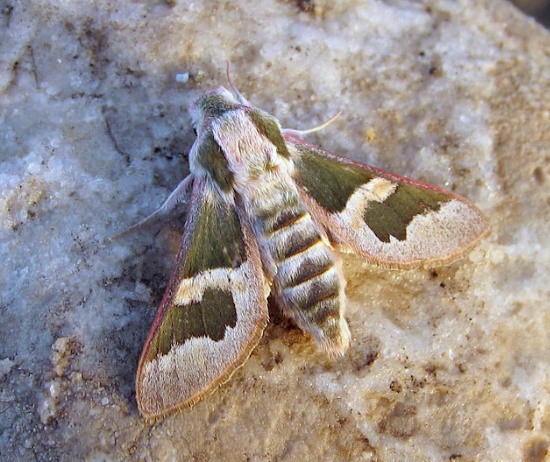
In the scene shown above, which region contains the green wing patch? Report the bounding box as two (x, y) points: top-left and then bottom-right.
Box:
(364, 184), (450, 242)
(145, 182), (246, 360)
(180, 193), (246, 278)
(197, 132), (234, 192)
(293, 144), (375, 212)
(143, 288), (237, 361)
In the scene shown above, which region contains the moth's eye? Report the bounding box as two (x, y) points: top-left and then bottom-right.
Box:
(193, 128), (198, 136)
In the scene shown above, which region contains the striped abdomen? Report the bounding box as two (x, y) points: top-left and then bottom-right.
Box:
(251, 188), (350, 354)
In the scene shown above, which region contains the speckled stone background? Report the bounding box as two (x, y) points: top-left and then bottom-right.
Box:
(1, 1), (549, 461)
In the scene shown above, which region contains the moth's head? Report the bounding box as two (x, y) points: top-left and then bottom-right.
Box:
(191, 87), (243, 135)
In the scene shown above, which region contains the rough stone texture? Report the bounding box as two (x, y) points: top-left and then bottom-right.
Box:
(1, 0), (549, 461)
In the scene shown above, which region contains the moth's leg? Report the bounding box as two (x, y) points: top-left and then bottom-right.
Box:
(282, 111), (342, 137)
(111, 174), (193, 239)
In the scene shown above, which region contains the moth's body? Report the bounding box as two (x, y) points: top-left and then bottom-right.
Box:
(135, 86), (489, 419)
(193, 102), (350, 353)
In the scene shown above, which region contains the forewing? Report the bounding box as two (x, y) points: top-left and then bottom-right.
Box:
(136, 176), (269, 419)
(285, 133), (489, 268)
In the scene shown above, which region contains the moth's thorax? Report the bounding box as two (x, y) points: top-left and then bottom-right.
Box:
(191, 88), (294, 198)
(213, 110), (285, 182)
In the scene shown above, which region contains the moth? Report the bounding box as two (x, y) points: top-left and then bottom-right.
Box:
(135, 83), (489, 419)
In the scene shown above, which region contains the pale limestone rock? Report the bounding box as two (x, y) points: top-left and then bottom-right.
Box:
(1, 0), (549, 460)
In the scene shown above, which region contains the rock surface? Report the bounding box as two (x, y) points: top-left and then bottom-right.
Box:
(1, 0), (549, 460)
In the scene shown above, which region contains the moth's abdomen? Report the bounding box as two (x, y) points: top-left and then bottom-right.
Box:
(259, 203), (351, 354)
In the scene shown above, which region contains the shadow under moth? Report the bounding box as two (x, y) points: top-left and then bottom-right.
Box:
(133, 82), (489, 419)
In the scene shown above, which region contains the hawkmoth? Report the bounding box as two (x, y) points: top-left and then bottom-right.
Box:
(134, 84), (489, 419)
